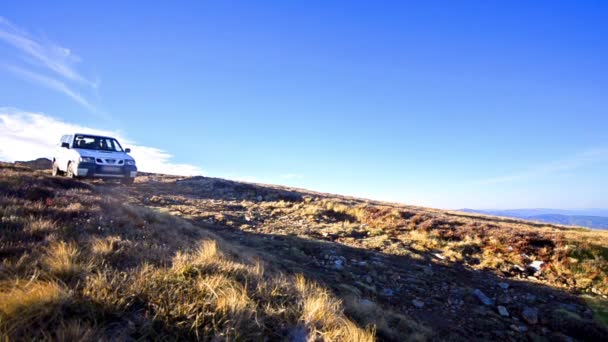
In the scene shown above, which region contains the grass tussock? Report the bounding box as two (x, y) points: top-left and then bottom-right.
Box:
(0, 280), (69, 337)
(43, 241), (90, 281)
(25, 217), (56, 237)
(295, 274), (375, 342)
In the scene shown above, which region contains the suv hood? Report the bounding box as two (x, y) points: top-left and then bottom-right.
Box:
(74, 149), (135, 162)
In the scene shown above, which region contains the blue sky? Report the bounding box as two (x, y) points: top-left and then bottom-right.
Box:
(1, 1), (607, 209)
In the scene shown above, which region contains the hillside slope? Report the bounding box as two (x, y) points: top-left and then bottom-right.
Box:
(460, 209), (608, 229)
(1, 163), (608, 341)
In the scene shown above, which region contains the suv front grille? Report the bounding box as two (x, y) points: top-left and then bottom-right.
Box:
(95, 158), (124, 165)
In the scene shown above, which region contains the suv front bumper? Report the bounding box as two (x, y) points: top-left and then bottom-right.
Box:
(75, 162), (137, 179)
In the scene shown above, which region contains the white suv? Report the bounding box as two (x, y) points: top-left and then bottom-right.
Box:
(52, 133), (137, 184)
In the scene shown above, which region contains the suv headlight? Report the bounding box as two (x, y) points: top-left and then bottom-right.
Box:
(79, 156), (95, 163)
(125, 160), (136, 166)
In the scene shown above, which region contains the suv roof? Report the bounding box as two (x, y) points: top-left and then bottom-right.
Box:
(73, 133), (117, 140)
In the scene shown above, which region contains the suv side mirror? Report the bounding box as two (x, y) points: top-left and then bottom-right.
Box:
(61, 142), (70, 148)
(125, 148), (131, 153)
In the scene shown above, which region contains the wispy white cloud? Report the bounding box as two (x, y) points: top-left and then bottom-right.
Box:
(3, 64), (96, 112)
(0, 108), (204, 176)
(0, 17), (98, 111)
(0, 16), (96, 87)
(474, 148), (608, 185)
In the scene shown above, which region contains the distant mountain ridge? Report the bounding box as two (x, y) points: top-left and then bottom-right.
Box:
(460, 208), (608, 230)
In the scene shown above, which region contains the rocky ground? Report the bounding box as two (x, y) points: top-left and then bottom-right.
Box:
(107, 173), (608, 341)
(2, 162), (607, 341)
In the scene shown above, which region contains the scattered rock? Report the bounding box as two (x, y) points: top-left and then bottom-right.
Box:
(521, 306), (538, 325)
(473, 289), (494, 306)
(412, 299), (425, 308)
(423, 266), (434, 276)
(381, 288), (394, 297)
(528, 261), (544, 272)
(512, 265), (526, 272)
(524, 293), (537, 303)
(448, 296), (464, 307)
(433, 253), (445, 260)
(498, 282), (509, 290)
(510, 324), (528, 333)
(497, 305), (509, 317)
(333, 259), (344, 270)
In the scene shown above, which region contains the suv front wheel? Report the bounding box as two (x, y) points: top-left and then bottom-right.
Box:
(66, 162), (75, 178)
(52, 161), (63, 177)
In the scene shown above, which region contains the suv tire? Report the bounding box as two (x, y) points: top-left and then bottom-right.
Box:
(66, 162), (75, 178)
(51, 161), (63, 177)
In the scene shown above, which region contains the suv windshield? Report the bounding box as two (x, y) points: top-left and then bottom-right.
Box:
(73, 135), (124, 152)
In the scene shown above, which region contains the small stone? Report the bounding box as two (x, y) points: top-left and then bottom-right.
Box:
(512, 265), (526, 272)
(365, 275), (372, 283)
(433, 253), (445, 260)
(497, 305), (509, 317)
(511, 324), (528, 333)
(381, 288), (394, 297)
(423, 266), (434, 275)
(412, 299), (425, 308)
(256, 195), (263, 201)
(498, 282), (509, 290)
(333, 259), (344, 270)
(525, 293), (537, 303)
(473, 289), (494, 306)
(528, 260), (544, 272)
(521, 306), (538, 325)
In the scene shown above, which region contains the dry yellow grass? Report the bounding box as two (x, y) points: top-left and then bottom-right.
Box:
(295, 274), (375, 342)
(90, 235), (121, 258)
(0, 280), (69, 337)
(43, 241), (90, 280)
(25, 217), (56, 236)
